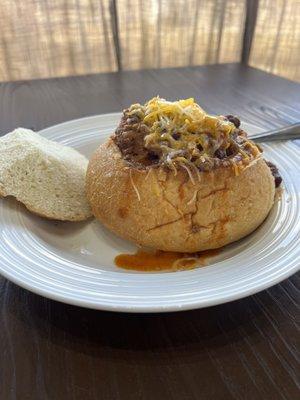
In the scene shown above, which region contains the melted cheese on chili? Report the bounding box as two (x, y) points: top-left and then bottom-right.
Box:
(125, 97), (261, 172)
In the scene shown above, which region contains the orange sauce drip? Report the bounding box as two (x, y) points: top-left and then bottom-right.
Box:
(114, 249), (220, 272)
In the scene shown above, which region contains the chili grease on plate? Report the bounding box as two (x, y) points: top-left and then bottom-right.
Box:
(115, 248), (220, 272)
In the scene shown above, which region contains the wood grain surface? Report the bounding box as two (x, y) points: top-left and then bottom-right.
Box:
(0, 64), (299, 400)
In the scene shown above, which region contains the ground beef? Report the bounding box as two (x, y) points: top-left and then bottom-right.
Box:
(266, 161), (282, 188)
(172, 132), (181, 140)
(113, 113), (150, 163)
(214, 148), (226, 159)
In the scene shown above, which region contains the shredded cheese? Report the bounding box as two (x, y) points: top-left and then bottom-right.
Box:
(180, 164), (196, 185)
(187, 190), (198, 205)
(124, 96), (261, 175)
(129, 169), (141, 201)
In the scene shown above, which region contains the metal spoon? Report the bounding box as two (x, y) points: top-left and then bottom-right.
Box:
(250, 122), (300, 142)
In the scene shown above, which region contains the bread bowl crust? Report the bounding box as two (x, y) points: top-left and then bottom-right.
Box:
(86, 139), (275, 252)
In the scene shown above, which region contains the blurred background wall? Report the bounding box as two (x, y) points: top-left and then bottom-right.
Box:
(0, 0), (299, 82)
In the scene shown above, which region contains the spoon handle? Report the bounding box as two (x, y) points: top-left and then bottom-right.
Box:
(250, 122), (300, 142)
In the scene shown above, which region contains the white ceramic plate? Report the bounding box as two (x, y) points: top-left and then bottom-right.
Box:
(0, 114), (299, 312)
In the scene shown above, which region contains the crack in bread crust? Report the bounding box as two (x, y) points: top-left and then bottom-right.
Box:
(201, 186), (228, 200)
(156, 173), (183, 217)
(146, 215), (187, 232)
(147, 183), (230, 235)
(190, 189), (200, 231)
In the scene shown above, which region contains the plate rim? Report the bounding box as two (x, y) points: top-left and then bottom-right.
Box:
(0, 259), (299, 313)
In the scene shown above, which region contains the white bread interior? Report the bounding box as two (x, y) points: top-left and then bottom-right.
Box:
(0, 128), (92, 221)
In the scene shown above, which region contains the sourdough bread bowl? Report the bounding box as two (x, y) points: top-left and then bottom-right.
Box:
(86, 98), (277, 252)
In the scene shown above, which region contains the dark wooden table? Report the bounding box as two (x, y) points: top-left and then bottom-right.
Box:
(0, 64), (299, 400)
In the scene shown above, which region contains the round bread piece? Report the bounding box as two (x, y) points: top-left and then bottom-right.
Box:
(0, 128), (92, 221)
(86, 139), (275, 252)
